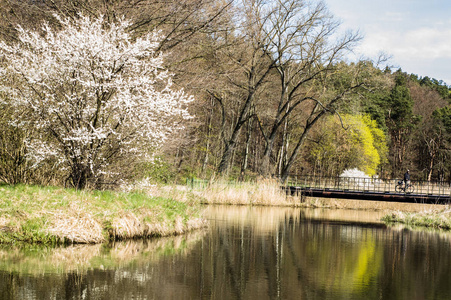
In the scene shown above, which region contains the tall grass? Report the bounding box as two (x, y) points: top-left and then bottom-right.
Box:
(382, 209), (451, 230)
(192, 178), (297, 206)
(185, 178), (445, 211)
(0, 184), (206, 244)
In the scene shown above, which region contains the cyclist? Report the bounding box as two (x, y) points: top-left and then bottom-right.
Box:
(403, 169), (410, 189)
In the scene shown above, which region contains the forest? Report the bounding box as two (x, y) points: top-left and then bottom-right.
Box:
(0, 0), (450, 189)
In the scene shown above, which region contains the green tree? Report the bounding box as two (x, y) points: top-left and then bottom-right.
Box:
(419, 76), (451, 99)
(431, 106), (451, 181)
(385, 73), (420, 176)
(309, 114), (387, 177)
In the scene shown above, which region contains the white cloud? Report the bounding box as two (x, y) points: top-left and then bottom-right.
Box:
(326, 0), (451, 85)
(402, 28), (451, 59)
(381, 11), (409, 23)
(359, 27), (451, 60)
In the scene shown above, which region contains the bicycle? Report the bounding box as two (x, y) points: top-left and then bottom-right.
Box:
(395, 180), (414, 193)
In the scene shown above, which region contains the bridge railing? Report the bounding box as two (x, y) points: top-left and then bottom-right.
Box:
(284, 175), (451, 196)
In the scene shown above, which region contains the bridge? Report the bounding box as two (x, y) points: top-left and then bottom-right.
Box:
(284, 176), (451, 204)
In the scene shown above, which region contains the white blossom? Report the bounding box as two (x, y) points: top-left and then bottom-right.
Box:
(0, 14), (192, 188)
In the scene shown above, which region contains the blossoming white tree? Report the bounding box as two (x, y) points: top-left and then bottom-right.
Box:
(0, 15), (192, 189)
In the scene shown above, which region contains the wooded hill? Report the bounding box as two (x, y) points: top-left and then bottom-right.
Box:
(0, 0), (450, 188)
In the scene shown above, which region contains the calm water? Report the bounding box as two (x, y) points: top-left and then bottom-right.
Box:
(1, 206), (451, 299)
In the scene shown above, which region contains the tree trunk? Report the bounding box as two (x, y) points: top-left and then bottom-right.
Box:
(218, 138), (236, 175)
(217, 94), (254, 175)
(202, 100), (214, 177)
(427, 154), (435, 182)
(280, 104), (326, 183)
(241, 116), (253, 174)
(280, 128), (310, 183)
(278, 108), (290, 177)
(69, 164), (91, 190)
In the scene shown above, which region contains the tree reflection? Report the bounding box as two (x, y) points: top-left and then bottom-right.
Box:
(1, 207), (451, 299)
(197, 207), (451, 299)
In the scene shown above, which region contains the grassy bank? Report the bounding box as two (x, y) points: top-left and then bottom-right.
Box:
(185, 178), (451, 231)
(0, 184), (206, 245)
(382, 209), (451, 230)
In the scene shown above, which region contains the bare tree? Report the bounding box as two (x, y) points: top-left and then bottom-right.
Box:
(253, 0), (362, 176)
(208, 0), (278, 175)
(277, 62), (367, 182)
(410, 83), (448, 180)
(206, 0), (365, 178)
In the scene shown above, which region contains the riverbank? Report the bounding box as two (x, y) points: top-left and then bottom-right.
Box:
(382, 209), (451, 230)
(2, 181), (450, 245)
(184, 178), (451, 231)
(186, 178), (446, 210)
(0, 184), (206, 244)
(309, 197), (451, 230)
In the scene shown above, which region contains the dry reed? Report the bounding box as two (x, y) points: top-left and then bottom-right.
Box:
(383, 208), (451, 230)
(196, 178), (295, 206)
(46, 202), (105, 244)
(184, 178), (449, 213)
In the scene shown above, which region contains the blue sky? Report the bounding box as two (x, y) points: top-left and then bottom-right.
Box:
(326, 0), (451, 85)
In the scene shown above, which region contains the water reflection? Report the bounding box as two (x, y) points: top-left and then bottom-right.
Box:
(0, 231), (206, 299)
(1, 206), (451, 299)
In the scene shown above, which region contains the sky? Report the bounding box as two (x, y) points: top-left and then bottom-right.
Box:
(325, 0), (451, 86)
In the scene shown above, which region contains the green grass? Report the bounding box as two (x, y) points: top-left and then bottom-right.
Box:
(0, 184), (205, 245)
(382, 209), (451, 230)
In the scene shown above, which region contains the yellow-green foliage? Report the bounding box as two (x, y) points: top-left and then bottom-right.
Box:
(311, 114), (388, 176)
(362, 115), (388, 167)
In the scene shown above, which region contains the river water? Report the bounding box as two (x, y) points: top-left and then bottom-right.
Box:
(1, 205), (451, 299)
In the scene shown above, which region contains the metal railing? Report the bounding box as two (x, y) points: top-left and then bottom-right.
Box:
(285, 175), (451, 196)
(185, 175), (451, 197)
